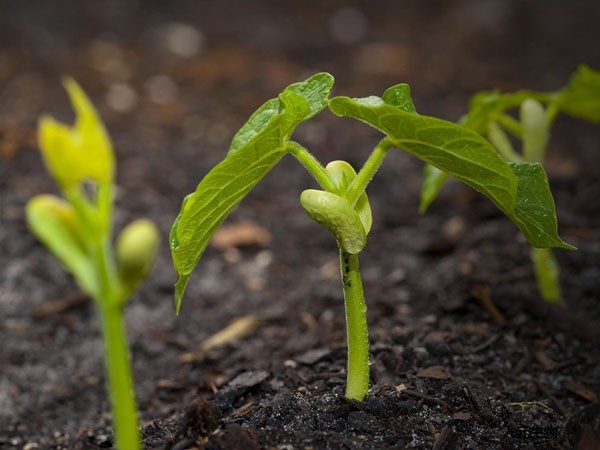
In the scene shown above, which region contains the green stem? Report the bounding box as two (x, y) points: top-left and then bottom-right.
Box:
(495, 114), (523, 140)
(530, 247), (562, 303)
(94, 231), (140, 449)
(340, 250), (370, 400)
(99, 303), (141, 450)
(286, 141), (338, 193)
(487, 122), (522, 162)
(346, 138), (393, 206)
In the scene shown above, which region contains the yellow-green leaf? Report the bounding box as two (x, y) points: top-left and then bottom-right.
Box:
(26, 194), (98, 299)
(38, 78), (114, 190)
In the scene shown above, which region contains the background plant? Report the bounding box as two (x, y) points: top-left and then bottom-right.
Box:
(419, 65), (600, 302)
(26, 80), (159, 450)
(170, 73), (571, 401)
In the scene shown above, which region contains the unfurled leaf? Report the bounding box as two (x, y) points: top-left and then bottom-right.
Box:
(329, 90), (572, 249)
(26, 194), (98, 299)
(556, 65), (600, 122)
(38, 78), (114, 191)
(170, 73), (334, 312)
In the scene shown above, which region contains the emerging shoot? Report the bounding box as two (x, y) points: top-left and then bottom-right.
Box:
(171, 73), (573, 401)
(27, 79), (158, 450)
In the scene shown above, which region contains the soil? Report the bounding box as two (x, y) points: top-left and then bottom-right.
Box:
(1, 1), (599, 449)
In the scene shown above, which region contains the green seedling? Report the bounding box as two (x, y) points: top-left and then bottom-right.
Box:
(170, 73), (571, 401)
(419, 65), (600, 302)
(27, 80), (159, 450)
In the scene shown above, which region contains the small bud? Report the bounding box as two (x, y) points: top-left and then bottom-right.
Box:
(520, 99), (550, 163)
(325, 160), (372, 234)
(116, 219), (160, 288)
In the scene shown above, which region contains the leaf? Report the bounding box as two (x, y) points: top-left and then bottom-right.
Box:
(300, 189), (366, 254)
(329, 90), (573, 249)
(330, 92), (517, 212)
(418, 164), (448, 214)
(510, 162), (574, 249)
(556, 64), (600, 123)
(460, 89), (542, 134)
(26, 195), (99, 300)
(38, 78), (114, 191)
(170, 73), (334, 312)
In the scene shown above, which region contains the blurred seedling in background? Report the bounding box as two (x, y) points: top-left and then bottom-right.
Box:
(170, 73), (571, 401)
(419, 65), (600, 302)
(27, 79), (159, 450)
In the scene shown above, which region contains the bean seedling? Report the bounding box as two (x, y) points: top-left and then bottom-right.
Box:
(27, 80), (159, 449)
(419, 65), (600, 302)
(170, 73), (572, 401)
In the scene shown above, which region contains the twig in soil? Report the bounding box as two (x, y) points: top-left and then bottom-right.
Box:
(432, 425), (455, 450)
(402, 389), (454, 412)
(472, 334), (500, 353)
(31, 291), (88, 319)
(200, 315), (265, 351)
(472, 284), (506, 326)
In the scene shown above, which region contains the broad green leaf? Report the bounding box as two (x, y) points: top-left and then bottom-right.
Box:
(26, 194), (99, 299)
(38, 78), (114, 191)
(329, 89), (572, 249)
(170, 73), (334, 312)
(556, 64), (600, 123)
(510, 162), (574, 249)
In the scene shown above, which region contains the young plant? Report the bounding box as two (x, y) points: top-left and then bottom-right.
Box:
(27, 80), (159, 450)
(170, 73), (571, 401)
(419, 65), (600, 302)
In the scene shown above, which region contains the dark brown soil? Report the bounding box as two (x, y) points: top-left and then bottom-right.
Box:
(1, 1), (599, 449)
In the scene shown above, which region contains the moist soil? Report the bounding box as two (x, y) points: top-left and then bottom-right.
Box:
(1, 2), (599, 449)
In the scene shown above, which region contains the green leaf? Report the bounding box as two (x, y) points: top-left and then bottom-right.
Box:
(170, 73), (334, 312)
(460, 90), (542, 134)
(330, 92), (517, 211)
(38, 78), (114, 191)
(556, 64), (600, 123)
(418, 164), (448, 214)
(26, 194), (99, 299)
(329, 90), (572, 249)
(300, 189), (366, 254)
(510, 162), (574, 249)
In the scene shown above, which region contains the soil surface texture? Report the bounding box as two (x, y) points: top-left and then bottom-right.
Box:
(1, 1), (599, 449)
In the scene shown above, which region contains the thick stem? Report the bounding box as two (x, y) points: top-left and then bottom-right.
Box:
(340, 250), (370, 400)
(99, 304), (140, 449)
(531, 247), (562, 303)
(286, 141), (338, 193)
(346, 138), (393, 206)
